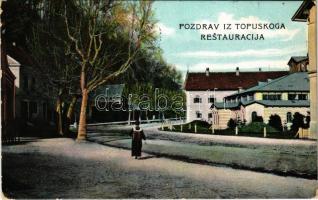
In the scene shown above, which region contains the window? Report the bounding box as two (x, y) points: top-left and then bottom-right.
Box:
(298, 94), (308, 100)
(288, 94), (297, 100)
(287, 112), (292, 123)
(242, 95), (247, 101)
(208, 96), (215, 103)
(288, 93), (308, 100)
(273, 94), (281, 100)
(196, 111), (202, 119)
(42, 102), (47, 119)
(193, 96), (202, 103)
(263, 93), (281, 100)
(30, 101), (38, 115)
(23, 76), (29, 90)
(262, 94), (267, 100)
(248, 94), (254, 101)
(208, 113), (213, 118)
(300, 63), (307, 72)
(21, 101), (29, 120)
(251, 111), (257, 122)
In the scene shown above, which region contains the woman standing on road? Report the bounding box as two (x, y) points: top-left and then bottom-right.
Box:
(130, 121), (146, 159)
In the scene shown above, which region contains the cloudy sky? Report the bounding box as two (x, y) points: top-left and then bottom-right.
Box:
(152, 1), (307, 78)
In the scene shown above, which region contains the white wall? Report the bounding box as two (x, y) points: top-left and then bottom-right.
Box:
(9, 66), (20, 89)
(7, 55), (21, 89)
(244, 103), (265, 123)
(186, 90), (236, 122)
(263, 107), (309, 124)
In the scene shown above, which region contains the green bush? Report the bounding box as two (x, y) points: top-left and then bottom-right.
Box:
(291, 112), (305, 132)
(190, 120), (210, 127)
(268, 114), (283, 131)
(159, 120), (296, 139)
(227, 118), (236, 130)
(239, 122), (279, 133)
(252, 112), (263, 122)
(253, 116), (264, 122)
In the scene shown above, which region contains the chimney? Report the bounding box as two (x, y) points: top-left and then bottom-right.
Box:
(259, 68), (262, 72)
(236, 67), (239, 76)
(205, 67), (210, 76)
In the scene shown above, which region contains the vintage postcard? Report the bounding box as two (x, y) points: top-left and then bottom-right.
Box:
(1, 0), (317, 199)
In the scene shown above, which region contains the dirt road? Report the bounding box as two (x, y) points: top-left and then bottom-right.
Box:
(2, 138), (317, 198)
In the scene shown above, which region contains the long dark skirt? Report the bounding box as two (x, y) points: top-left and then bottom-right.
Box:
(131, 139), (142, 157)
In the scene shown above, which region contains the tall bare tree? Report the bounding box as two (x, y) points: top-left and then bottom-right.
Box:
(26, 0), (80, 136)
(63, 0), (155, 140)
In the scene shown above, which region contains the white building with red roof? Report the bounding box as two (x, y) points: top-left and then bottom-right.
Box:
(184, 67), (288, 123)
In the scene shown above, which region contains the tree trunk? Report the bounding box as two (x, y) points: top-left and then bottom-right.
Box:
(65, 95), (77, 136)
(67, 96), (77, 121)
(56, 96), (64, 136)
(77, 89), (88, 140)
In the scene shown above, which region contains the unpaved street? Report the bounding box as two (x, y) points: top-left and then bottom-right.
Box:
(2, 138), (317, 198)
(87, 125), (317, 178)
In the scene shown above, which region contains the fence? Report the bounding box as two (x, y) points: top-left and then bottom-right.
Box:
(87, 117), (186, 127)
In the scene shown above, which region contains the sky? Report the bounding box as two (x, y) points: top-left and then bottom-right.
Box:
(152, 1), (307, 78)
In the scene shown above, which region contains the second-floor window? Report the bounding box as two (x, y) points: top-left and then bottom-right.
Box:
(196, 111), (202, 118)
(288, 93), (308, 100)
(288, 94), (297, 100)
(263, 93), (281, 100)
(208, 96), (215, 103)
(248, 94), (254, 101)
(194, 96), (202, 103)
(298, 94), (308, 100)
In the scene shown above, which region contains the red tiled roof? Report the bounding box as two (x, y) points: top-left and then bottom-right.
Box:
(184, 71), (289, 91)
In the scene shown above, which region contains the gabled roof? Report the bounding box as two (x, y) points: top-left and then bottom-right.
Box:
(288, 56), (308, 66)
(7, 55), (20, 67)
(1, 51), (16, 81)
(184, 71), (288, 91)
(226, 72), (309, 98)
(291, 0), (315, 22)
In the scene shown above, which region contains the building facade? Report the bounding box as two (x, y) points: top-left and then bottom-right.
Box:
(292, 0), (317, 138)
(1, 0), (16, 141)
(211, 72), (310, 129)
(288, 56), (308, 72)
(7, 53), (54, 124)
(184, 67), (288, 123)
(1, 45), (16, 141)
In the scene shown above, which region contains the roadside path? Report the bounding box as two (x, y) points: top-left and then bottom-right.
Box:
(144, 126), (317, 148)
(87, 125), (317, 178)
(90, 124), (316, 148)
